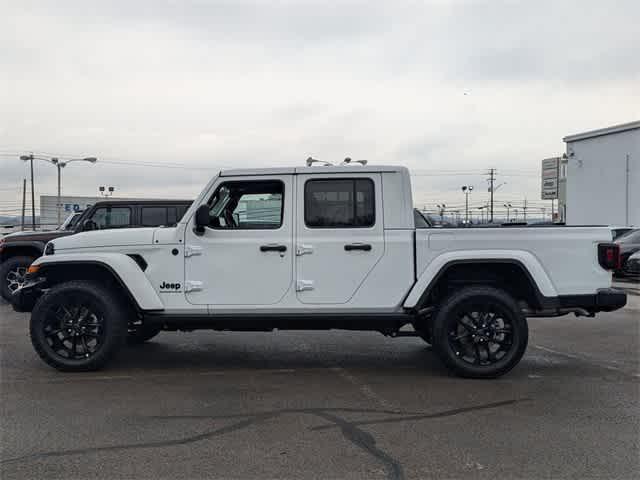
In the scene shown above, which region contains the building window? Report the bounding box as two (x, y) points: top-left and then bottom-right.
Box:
(305, 178), (375, 228)
(561, 163), (567, 179)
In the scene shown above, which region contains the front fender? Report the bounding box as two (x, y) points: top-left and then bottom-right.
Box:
(32, 253), (164, 311)
(403, 250), (557, 309)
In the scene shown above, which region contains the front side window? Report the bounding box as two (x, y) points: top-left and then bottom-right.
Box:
(206, 180), (284, 229)
(90, 207), (131, 229)
(305, 178), (375, 228)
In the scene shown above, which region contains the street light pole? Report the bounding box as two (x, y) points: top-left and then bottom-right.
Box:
(52, 158), (63, 227)
(503, 203), (512, 223)
(20, 155), (97, 228)
(19, 154), (36, 229)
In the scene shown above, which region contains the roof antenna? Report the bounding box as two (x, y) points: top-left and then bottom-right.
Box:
(306, 156), (333, 167)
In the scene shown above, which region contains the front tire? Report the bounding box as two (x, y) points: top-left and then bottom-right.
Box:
(30, 281), (128, 371)
(431, 286), (528, 379)
(0, 256), (36, 301)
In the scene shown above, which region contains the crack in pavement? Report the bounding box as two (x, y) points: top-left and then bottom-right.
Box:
(311, 399), (526, 431)
(315, 410), (405, 480)
(1, 400), (529, 480)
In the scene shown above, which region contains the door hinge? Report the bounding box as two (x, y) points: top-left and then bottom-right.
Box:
(184, 280), (204, 293)
(296, 244), (314, 256)
(185, 245), (203, 257)
(296, 280), (314, 292)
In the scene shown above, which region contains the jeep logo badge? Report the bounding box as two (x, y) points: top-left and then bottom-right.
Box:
(159, 281), (181, 291)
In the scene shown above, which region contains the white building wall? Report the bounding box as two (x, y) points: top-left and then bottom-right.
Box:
(40, 195), (101, 228)
(565, 124), (639, 227)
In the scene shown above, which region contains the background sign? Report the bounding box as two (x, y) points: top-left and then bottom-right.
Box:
(541, 157), (559, 199)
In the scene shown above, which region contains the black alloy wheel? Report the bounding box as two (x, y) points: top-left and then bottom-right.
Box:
(42, 303), (105, 360)
(447, 303), (515, 366)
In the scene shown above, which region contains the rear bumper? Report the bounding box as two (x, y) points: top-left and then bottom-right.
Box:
(553, 288), (627, 313)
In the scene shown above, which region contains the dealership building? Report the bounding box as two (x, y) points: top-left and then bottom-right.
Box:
(39, 195), (102, 229)
(543, 121), (639, 226)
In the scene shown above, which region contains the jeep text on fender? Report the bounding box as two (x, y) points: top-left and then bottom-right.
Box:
(11, 164), (626, 377)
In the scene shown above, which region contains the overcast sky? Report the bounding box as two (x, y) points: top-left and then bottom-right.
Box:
(1, 0), (638, 218)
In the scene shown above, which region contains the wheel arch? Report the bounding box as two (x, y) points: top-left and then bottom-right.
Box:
(404, 252), (557, 311)
(0, 241), (43, 262)
(32, 254), (164, 311)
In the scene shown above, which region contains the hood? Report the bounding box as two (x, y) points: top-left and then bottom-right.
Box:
(1, 229), (73, 242)
(52, 228), (157, 251)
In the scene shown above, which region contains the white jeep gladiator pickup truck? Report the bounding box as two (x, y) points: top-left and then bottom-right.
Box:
(12, 164), (626, 378)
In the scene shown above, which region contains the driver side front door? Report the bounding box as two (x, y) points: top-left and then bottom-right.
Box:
(184, 175), (294, 307)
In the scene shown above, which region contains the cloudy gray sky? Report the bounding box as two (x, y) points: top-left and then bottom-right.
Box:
(1, 0), (639, 219)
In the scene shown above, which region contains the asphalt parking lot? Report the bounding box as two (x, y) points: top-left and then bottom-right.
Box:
(1, 292), (639, 480)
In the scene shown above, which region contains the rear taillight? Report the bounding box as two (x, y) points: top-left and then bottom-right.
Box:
(598, 243), (620, 270)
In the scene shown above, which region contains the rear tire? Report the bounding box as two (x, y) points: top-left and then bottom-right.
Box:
(30, 281), (128, 371)
(431, 286), (528, 379)
(0, 256), (36, 301)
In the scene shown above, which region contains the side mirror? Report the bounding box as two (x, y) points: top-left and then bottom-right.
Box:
(194, 205), (209, 235)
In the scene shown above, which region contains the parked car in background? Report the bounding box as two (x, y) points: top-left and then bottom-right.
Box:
(624, 251), (640, 277)
(0, 199), (192, 301)
(611, 226), (634, 240)
(614, 229), (640, 277)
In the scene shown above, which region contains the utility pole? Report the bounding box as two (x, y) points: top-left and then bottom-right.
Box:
(461, 186), (473, 225)
(21, 179), (26, 231)
(488, 168), (495, 223)
(625, 154), (630, 226)
(523, 199), (528, 223)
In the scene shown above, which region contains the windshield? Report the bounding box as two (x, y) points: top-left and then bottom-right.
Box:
(58, 212), (83, 230)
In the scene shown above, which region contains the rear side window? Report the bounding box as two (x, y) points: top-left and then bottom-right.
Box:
(305, 178), (375, 228)
(141, 207), (168, 227)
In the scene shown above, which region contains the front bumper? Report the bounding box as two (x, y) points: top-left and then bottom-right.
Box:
(10, 278), (46, 313)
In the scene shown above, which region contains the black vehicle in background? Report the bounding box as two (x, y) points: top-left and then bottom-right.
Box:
(0, 199), (192, 300)
(624, 251), (640, 277)
(611, 227), (634, 240)
(615, 229), (640, 277)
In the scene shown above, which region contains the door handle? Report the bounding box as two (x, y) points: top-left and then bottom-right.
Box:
(344, 243), (372, 252)
(260, 244), (287, 252)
